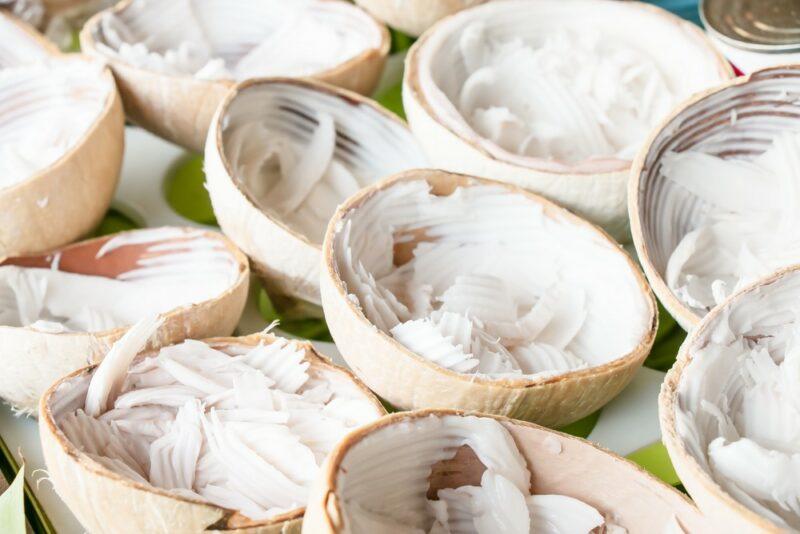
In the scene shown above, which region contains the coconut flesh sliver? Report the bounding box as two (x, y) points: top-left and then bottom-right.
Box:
(663, 131), (800, 314)
(50, 320), (382, 521)
(422, 22), (676, 167)
(0, 228), (240, 333)
(0, 60), (110, 189)
(335, 414), (606, 533)
(674, 273), (800, 530)
(333, 180), (650, 379)
(94, 0), (380, 81)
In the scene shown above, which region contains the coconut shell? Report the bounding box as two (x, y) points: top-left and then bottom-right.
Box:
(630, 65), (800, 331)
(659, 266), (800, 533)
(204, 77), (426, 306)
(354, 0), (487, 37)
(80, 0), (390, 152)
(0, 55), (124, 258)
(403, 0), (732, 242)
(320, 169), (657, 428)
(0, 227), (249, 413)
(303, 409), (712, 534)
(39, 334), (386, 534)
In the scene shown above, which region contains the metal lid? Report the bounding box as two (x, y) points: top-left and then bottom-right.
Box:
(701, 0), (800, 53)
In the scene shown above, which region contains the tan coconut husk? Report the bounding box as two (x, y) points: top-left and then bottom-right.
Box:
(0, 54), (124, 258)
(354, 0), (487, 37)
(320, 169), (657, 428)
(659, 266), (800, 534)
(403, 0), (732, 242)
(79, 0), (390, 152)
(303, 409), (712, 533)
(204, 77), (426, 306)
(0, 227), (249, 413)
(630, 65), (800, 332)
(39, 333), (386, 534)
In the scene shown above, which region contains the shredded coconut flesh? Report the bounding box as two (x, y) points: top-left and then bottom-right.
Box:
(675, 273), (800, 530)
(221, 83), (426, 243)
(0, 60), (110, 189)
(414, 0), (727, 173)
(49, 321), (382, 521)
(93, 0), (381, 81)
(333, 180), (650, 379)
(336, 414), (607, 533)
(0, 10), (50, 67)
(0, 228), (240, 333)
(664, 132), (800, 314)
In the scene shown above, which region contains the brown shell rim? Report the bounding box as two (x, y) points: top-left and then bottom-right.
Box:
(212, 76), (416, 251)
(627, 64), (800, 330)
(322, 169), (658, 389)
(1, 54), (120, 195)
(39, 333), (388, 530)
(80, 0), (390, 88)
(404, 0), (734, 177)
(658, 265), (800, 533)
(315, 408), (698, 533)
(0, 227), (250, 338)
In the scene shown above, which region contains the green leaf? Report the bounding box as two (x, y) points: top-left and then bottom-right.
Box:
(375, 82), (405, 120)
(0, 465), (26, 534)
(164, 155), (218, 226)
(93, 208), (142, 237)
(557, 410), (601, 439)
(626, 441), (681, 486)
(654, 301), (678, 344)
(389, 29), (415, 54)
(645, 328), (686, 372)
(257, 289), (332, 341)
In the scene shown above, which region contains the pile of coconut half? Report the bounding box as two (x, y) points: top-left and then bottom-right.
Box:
(3, 0), (798, 532)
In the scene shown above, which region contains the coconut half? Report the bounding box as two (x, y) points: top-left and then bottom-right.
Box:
(630, 65), (800, 331)
(0, 227), (249, 413)
(353, 0), (486, 38)
(304, 410), (710, 533)
(80, 0), (390, 152)
(40, 329), (385, 533)
(205, 77), (427, 306)
(403, 0), (732, 241)
(0, 53), (124, 257)
(660, 266), (800, 533)
(320, 169), (656, 427)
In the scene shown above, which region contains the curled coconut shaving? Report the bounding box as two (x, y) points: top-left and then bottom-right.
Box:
(0, 59), (110, 189)
(333, 180), (650, 379)
(675, 275), (800, 530)
(52, 319), (381, 521)
(93, 0), (380, 81)
(424, 22), (675, 166)
(336, 414), (607, 533)
(0, 228), (240, 332)
(664, 131), (800, 314)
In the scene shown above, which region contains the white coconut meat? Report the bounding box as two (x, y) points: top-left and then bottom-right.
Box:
(663, 131), (800, 315)
(48, 323), (383, 522)
(332, 179), (650, 380)
(334, 414), (606, 533)
(412, 0), (726, 173)
(91, 0), (383, 81)
(0, 9), (52, 67)
(219, 81), (427, 245)
(0, 59), (111, 189)
(673, 270), (800, 530)
(0, 228), (240, 333)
